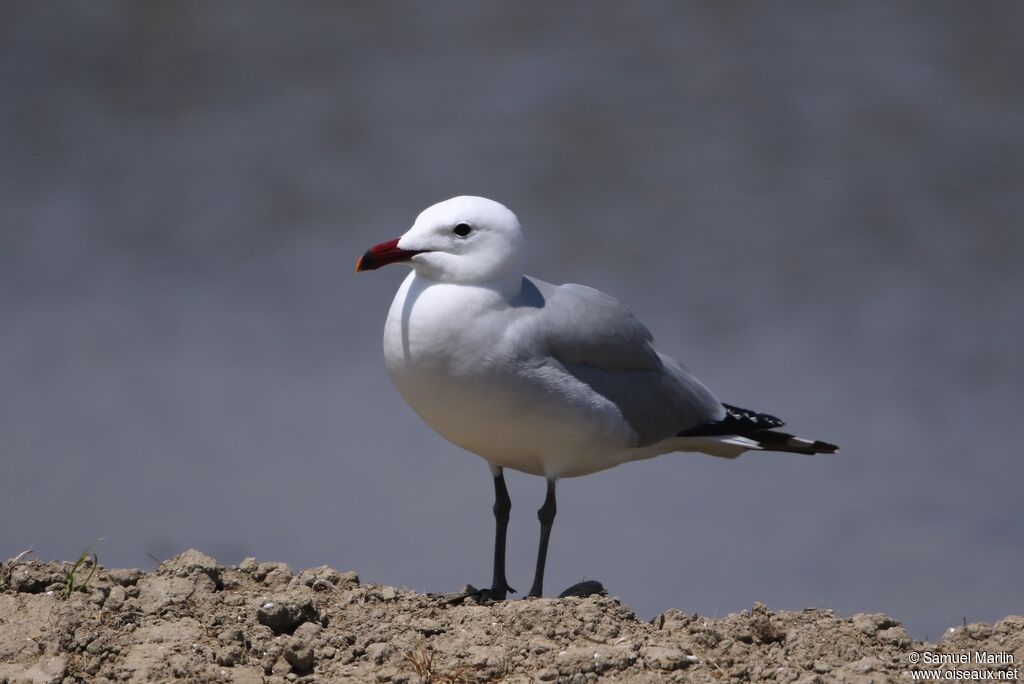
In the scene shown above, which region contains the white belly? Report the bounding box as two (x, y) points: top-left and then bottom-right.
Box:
(382, 273), (636, 478)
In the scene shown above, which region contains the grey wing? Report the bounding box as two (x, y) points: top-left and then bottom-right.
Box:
(513, 278), (725, 446)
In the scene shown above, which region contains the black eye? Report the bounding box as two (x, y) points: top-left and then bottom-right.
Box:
(453, 223), (472, 237)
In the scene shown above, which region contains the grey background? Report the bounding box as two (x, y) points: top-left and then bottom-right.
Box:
(2, 3), (1022, 640)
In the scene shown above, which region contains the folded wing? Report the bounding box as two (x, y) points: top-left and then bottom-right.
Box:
(509, 278), (726, 447)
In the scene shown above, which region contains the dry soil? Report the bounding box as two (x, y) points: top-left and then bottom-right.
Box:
(1, 550), (1020, 683)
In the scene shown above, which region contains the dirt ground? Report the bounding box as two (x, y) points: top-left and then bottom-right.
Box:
(0, 550), (1020, 683)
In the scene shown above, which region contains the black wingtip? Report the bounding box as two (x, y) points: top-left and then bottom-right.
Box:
(811, 440), (840, 454)
(678, 403), (785, 438)
(721, 403), (785, 430)
(764, 432), (839, 455)
(677, 403), (838, 455)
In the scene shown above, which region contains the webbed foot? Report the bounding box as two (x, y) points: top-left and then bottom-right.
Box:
(431, 583), (516, 606)
(558, 580), (607, 599)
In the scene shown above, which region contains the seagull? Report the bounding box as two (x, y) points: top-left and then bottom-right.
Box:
(356, 196), (837, 601)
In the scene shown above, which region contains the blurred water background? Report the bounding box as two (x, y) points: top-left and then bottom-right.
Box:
(2, 2), (1022, 640)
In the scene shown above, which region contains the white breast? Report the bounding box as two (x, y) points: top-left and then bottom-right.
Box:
(381, 273), (636, 478)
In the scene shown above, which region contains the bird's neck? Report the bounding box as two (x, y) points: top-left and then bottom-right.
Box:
(412, 269), (524, 301)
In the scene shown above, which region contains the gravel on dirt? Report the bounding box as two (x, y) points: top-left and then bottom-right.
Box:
(1, 550), (1020, 683)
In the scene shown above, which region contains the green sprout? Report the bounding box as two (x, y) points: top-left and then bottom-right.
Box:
(62, 538), (104, 599)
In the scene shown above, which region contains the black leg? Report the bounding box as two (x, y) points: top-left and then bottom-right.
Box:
(528, 479), (557, 597)
(431, 467), (517, 606)
(489, 467), (514, 599)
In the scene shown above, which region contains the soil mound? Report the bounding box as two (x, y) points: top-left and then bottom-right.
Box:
(1, 550), (1020, 683)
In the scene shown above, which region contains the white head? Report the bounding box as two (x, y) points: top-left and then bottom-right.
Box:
(356, 196), (525, 286)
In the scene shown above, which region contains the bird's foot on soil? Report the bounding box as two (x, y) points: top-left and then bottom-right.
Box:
(558, 580), (607, 599)
(431, 583), (516, 606)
